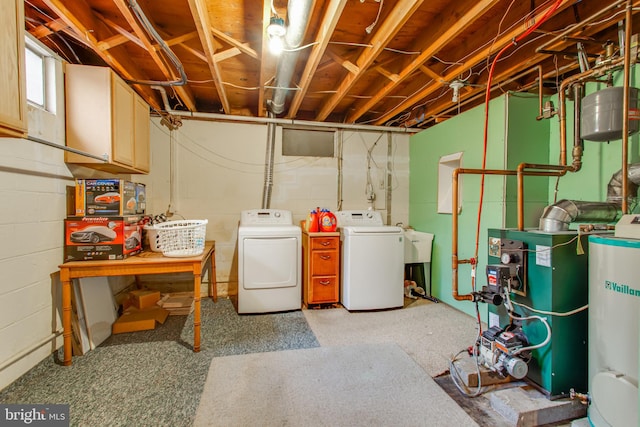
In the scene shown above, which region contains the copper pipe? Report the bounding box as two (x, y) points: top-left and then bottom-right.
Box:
(517, 163), (570, 230)
(622, 1), (633, 213)
(452, 168), (474, 301)
(451, 167), (559, 301)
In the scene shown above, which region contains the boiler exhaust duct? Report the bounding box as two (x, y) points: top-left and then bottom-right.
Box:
(539, 163), (640, 232)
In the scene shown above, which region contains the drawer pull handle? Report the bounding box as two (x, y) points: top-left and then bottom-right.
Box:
(320, 241), (331, 246)
(320, 255), (331, 260)
(319, 280), (331, 285)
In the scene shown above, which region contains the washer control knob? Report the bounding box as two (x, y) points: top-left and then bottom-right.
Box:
(274, 211), (281, 218)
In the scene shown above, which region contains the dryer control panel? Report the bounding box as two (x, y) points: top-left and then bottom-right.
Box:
(240, 209), (293, 225)
(336, 210), (383, 227)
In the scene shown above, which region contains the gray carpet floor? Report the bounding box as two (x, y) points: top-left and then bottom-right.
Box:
(194, 343), (478, 427)
(0, 298), (319, 426)
(0, 298), (486, 427)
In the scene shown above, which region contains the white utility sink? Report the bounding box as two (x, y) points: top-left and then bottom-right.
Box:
(404, 229), (434, 264)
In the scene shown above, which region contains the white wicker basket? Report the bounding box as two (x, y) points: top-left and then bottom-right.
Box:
(154, 219), (208, 257)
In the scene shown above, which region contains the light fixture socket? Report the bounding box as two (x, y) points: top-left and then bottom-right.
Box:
(267, 16), (286, 38)
(449, 80), (465, 103)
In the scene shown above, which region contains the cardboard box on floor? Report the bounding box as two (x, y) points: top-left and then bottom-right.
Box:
(112, 306), (169, 334)
(129, 289), (160, 309)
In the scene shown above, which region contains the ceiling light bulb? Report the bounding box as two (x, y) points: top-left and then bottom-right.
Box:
(269, 35), (284, 55)
(267, 16), (286, 55)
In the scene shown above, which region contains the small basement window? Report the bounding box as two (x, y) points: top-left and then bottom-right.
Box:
(25, 46), (45, 108)
(282, 127), (335, 157)
(25, 35), (57, 114)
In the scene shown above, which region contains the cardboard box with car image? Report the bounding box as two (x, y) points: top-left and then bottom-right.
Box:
(64, 215), (143, 261)
(75, 179), (145, 216)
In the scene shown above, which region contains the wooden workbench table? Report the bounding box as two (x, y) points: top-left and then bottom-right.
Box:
(58, 241), (216, 366)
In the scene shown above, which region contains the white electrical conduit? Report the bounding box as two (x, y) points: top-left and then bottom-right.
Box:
(504, 291), (552, 355)
(262, 118), (277, 209)
(510, 300), (588, 317)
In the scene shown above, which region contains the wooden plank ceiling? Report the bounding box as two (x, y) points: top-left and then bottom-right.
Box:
(24, 0), (640, 128)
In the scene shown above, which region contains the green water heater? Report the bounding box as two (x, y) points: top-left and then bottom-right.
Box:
(487, 228), (590, 397)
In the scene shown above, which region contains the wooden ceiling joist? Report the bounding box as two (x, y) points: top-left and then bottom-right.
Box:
(373, 0), (575, 125)
(210, 27), (258, 60)
(187, 0), (231, 113)
(348, 0), (503, 124)
(315, 0), (425, 121)
(41, 0), (162, 111)
(112, 0), (196, 111)
(287, 0), (347, 118)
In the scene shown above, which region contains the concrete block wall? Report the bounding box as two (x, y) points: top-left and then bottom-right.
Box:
(138, 118), (410, 297)
(0, 49), (70, 389)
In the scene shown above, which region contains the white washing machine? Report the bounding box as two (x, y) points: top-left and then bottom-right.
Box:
(237, 209), (301, 314)
(336, 210), (404, 310)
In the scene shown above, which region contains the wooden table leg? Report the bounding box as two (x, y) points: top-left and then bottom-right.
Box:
(193, 269), (201, 353)
(60, 269), (72, 366)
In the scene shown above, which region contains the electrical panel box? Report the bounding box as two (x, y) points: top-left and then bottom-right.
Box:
(487, 229), (590, 397)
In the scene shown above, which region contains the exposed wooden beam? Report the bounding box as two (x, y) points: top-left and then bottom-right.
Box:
(211, 27), (258, 60)
(373, 0), (575, 125)
(187, 0), (230, 113)
(165, 31), (199, 47)
(112, 0), (196, 111)
(375, 66), (400, 83)
(348, 0), (502, 123)
(419, 65), (443, 83)
(326, 49), (359, 74)
(97, 33), (133, 50)
(316, 0), (424, 121)
(287, 0), (347, 118)
(214, 46), (242, 62)
(95, 12), (146, 50)
(41, 0), (162, 111)
(178, 43), (208, 62)
(28, 18), (67, 39)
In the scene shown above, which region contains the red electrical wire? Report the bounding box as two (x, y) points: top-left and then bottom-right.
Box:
(472, 0), (564, 277)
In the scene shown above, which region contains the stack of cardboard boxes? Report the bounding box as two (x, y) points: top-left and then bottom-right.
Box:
(64, 179), (146, 262)
(112, 289), (169, 334)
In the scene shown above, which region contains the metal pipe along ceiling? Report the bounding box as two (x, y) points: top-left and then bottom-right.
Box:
(268, 0), (314, 115)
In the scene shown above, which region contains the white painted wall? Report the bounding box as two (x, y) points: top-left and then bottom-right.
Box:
(0, 43), (70, 390)
(138, 118), (410, 296)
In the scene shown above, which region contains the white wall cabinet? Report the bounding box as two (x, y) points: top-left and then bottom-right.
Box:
(0, 0), (27, 138)
(65, 64), (150, 174)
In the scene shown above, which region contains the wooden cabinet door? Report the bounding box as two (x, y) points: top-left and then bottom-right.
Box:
(133, 95), (150, 172)
(0, 0), (27, 137)
(111, 76), (135, 166)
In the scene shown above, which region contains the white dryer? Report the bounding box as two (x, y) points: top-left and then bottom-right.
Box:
(237, 209), (301, 314)
(336, 210), (404, 310)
